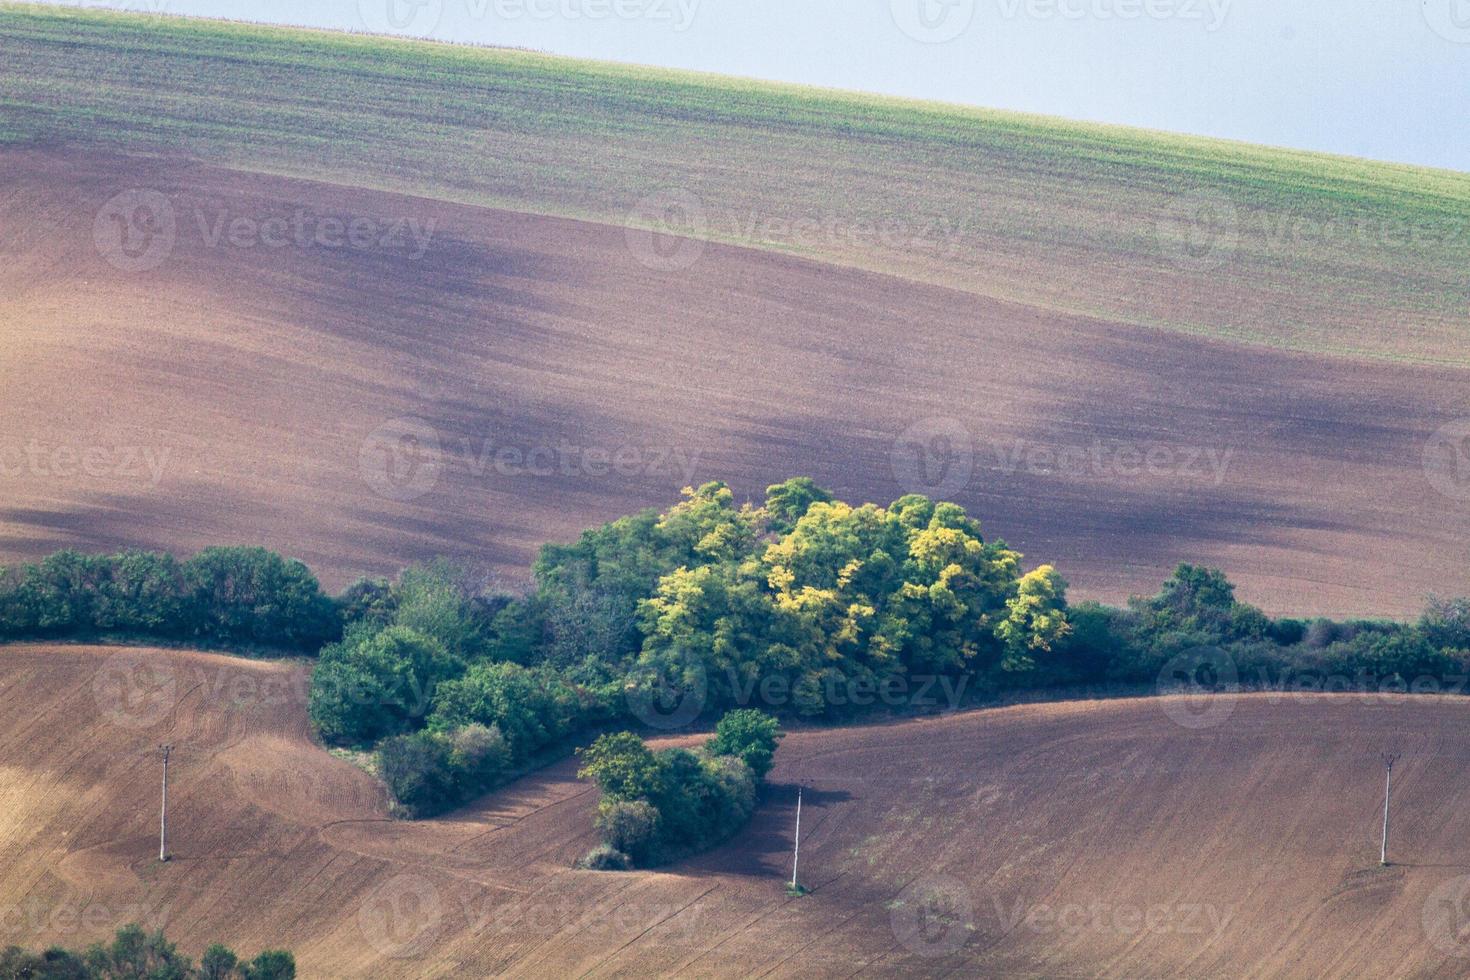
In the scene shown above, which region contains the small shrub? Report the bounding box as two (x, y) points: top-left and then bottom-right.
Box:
(595, 800), (661, 865)
(377, 731), (457, 818)
(576, 845), (633, 871)
(448, 723), (512, 793)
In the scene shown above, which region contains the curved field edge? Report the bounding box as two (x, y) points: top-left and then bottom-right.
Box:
(1, 2), (1467, 365)
(7, 643), (1470, 977)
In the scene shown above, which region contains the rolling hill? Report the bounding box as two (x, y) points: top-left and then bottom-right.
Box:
(0, 3), (1466, 615)
(5, 644), (1470, 977)
(2, 4), (1468, 364)
(1, 144), (1465, 617)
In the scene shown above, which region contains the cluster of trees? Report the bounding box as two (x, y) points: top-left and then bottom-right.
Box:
(529, 480), (1072, 714)
(576, 709), (784, 869)
(0, 925), (293, 979)
(0, 547), (338, 653)
(311, 482), (1470, 817)
(305, 480), (1072, 817)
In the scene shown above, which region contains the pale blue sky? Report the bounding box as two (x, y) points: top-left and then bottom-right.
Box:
(37, 0), (1470, 171)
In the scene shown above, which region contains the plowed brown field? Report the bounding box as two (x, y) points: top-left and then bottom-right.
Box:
(6, 645), (1470, 977)
(2, 149), (1465, 618)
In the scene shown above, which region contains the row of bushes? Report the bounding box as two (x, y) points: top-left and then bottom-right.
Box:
(1051, 567), (1470, 692)
(576, 710), (784, 869)
(0, 547), (338, 652)
(0, 924), (293, 979)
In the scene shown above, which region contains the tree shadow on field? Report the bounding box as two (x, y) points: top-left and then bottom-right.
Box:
(679, 783), (852, 880)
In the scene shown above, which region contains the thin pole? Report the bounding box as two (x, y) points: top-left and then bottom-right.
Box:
(790, 785), (803, 889)
(1379, 752), (1400, 866)
(159, 744), (172, 862)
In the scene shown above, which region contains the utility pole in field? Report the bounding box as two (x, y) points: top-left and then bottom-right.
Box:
(1380, 752), (1401, 867)
(790, 785), (803, 891)
(159, 744), (172, 863)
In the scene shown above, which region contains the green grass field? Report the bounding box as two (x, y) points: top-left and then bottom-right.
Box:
(1, 2), (1467, 363)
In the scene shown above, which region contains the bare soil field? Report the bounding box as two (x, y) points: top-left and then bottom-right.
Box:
(5, 644), (1470, 978)
(4, 4), (1468, 365)
(1, 148), (1465, 617)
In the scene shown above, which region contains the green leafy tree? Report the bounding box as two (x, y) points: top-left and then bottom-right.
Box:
(309, 626), (463, 745)
(763, 478), (833, 535)
(97, 551), (188, 634)
(182, 547), (338, 650)
(636, 562), (778, 712)
(1421, 596), (1470, 652)
(336, 578), (397, 630)
(995, 565), (1071, 671)
(427, 662), (586, 759)
(199, 944), (239, 980)
(707, 709), (784, 780)
(239, 950), (296, 980)
(577, 732), (663, 801)
(391, 560), (488, 659)
(761, 496), (1028, 705)
(86, 925), (192, 979)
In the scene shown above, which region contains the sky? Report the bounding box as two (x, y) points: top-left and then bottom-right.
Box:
(36, 0), (1470, 171)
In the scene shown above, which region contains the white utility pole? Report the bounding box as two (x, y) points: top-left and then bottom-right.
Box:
(790, 785), (803, 890)
(159, 744), (172, 863)
(1380, 752), (1401, 866)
